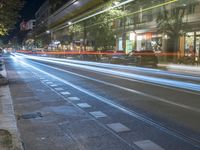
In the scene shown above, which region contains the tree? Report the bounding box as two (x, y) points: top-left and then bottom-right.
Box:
(85, 2), (126, 51)
(0, 0), (23, 36)
(49, 0), (66, 14)
(156, 0), (199, 54)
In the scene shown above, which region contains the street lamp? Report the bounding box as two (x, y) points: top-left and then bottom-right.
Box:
(68, 22), (72, 25)
(46, 30), (50, 34)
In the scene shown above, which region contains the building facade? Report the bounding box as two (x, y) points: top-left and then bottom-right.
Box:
(33, 0), (200, 61)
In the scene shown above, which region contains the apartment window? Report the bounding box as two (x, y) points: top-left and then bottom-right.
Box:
(187, 4), (196, 14)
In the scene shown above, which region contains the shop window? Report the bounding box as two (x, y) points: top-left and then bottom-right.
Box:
(185, 32), (194, 56)
(187, 4), (196, 14)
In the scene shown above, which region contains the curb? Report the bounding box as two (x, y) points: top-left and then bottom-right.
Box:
(0, 64), (23, 150)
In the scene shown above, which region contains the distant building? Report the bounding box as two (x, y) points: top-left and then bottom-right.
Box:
(26, 19), (36, 30)
(20, 19), (36, 31)
(20, 21), (28, 31)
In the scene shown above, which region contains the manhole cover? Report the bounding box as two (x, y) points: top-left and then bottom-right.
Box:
(18, 112), (43, 120)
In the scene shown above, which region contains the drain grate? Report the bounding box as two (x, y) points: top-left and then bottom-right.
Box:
(18, 112), (43, 120)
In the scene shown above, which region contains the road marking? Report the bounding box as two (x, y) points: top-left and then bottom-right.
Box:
(68, 97), (80, 101)
(107, 123), (130, 133)
(54, 87), (64, 91)
(89, 111), (107, 118)
(77, 103), (91, 108)
(60, 91), (71, 95)
(134, 140), (165, 150)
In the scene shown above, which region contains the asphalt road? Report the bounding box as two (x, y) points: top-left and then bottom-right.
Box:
(9, 54), (200, 150)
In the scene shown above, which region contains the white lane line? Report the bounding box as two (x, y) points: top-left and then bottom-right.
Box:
(54, 87), (64, 91)
(89, 111), (107, 118)
(68, 97), (80, 101)
(60, 91), (71, 95)
(16, 59), (200, 148)
(107, 123), (130, 133)
(50, 84), (58, 87)
(134, 140), (165, 150)
(77, 103), (91, 108)
(27, 61), (200, 113)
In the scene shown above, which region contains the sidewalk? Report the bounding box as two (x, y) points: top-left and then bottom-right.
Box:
(5, 56), (136, 150)
(0, 64), (23, 150)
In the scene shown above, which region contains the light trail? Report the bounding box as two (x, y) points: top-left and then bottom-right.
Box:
(15, 53), (200, 82)
(14, 54), (200, 92)
(42, 56), (200, 82)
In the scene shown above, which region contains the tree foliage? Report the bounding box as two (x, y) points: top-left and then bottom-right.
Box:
(0, 0), (23, 36)
(49, 0), (66, 14)
(85, 1), (126, 50)
(156, 0), (199, 52)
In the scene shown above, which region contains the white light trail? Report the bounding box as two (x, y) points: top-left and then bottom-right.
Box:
(14, 54), (200, 92)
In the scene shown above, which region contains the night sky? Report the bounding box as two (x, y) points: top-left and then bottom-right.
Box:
(21, 0), (46, 21)
(2, 0), (46, 43)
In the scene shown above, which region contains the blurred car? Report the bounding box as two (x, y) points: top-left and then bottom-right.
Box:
(110, 54), (128, 64)
(128, 50), (158, 67)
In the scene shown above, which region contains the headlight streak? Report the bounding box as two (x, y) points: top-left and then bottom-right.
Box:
(45, 57), (200, 82)
(14, 54), (200, 92)
(15, 53), (200, 82)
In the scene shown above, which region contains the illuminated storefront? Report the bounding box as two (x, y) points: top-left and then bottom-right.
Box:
(184, 31), (200, 60)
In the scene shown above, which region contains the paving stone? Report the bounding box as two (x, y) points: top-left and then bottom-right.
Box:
(89, 111), (107, 118)
(60, 92), (70, 95)
(107, 123), (130, 133)
(77, 103), (91, 108)
(68, 97), (80, 101)
(134, 140), (165, 150)
(54, 88), (64, 91)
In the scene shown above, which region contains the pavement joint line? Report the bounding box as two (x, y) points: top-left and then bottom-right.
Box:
(107, 123), (130, 133)
(134, 140), (165, 150)
(77, 103), (91, 108)
(67, 97), (80, 101)
(89, 111), (107, 118)
(16, 58), (200, 149)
